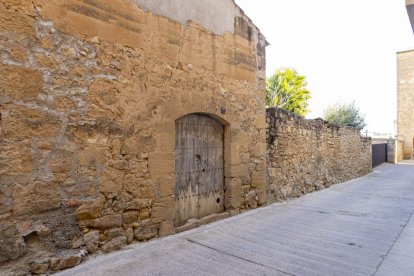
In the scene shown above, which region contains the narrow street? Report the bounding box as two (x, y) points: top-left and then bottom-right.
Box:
(59, 161), (414, 276)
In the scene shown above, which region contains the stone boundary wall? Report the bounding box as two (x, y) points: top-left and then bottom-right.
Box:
(0, 1), (375, 274)
(266, 108), (372, 202)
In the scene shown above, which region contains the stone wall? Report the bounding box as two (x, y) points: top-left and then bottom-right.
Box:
(0, 1), (376, 274)
(397, 50), (414, 159)
(0, 0), (267, 274)
(266, 108), (372, 202)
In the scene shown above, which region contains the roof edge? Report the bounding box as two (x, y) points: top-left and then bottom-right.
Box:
(397, 48), (414, 54)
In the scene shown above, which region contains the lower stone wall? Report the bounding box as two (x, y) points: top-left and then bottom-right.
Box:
(266, 108), (372, 202)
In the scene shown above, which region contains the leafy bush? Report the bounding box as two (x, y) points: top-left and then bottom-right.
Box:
(324, 102), (366, 128)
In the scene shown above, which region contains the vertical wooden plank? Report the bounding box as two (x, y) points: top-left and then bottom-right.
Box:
(175, 114), (224, 227)
(197, 115), (224, 218)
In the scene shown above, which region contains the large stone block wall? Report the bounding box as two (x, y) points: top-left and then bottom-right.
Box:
(266, 108), (372, 202)
(397, 50), (414, 159)
(0, 0), (267, 274)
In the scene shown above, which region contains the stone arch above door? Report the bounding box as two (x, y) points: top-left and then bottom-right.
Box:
(149, 109), (261, 233)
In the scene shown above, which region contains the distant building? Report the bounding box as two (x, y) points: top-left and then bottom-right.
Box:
(396, 1), (414, 159)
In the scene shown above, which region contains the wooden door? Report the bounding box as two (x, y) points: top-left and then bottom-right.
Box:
(175, 114), (224, 227)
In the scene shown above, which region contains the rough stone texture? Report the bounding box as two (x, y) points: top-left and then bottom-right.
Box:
(30, 261), (49, 275)
(0, 0), (267, 274)
(266, 108), (372, 202)
(134, 225), (158, 242)
(50, 254), (82, 271)
(0, 223), (26, 263)
(397, 50), (414, 159)
(55, 161), (414, 276)
(101, 236), (127, 253)
(0, 0), (374, 274)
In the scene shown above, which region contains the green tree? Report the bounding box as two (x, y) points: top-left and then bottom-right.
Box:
(323, 102), (366, 128)
(266, 68), (311, 116)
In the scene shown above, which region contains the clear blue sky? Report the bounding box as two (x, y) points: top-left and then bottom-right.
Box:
(236, 0), (414, 134)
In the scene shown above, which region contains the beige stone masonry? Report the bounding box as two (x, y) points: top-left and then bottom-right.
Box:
(397, 50), (414, 159)
(0, 0), (267, 274)
(266, 108), (372, 202)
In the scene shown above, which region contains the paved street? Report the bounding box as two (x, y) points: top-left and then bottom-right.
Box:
(60, 161), (414, 276)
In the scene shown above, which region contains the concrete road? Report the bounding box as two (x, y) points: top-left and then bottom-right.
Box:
(59, 161), (414, 276)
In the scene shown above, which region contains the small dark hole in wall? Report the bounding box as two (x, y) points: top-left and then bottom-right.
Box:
(23, 232), (40, 246)
(216, 198), (220, 203)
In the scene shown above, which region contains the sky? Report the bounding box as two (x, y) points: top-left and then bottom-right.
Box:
(236, 0), (414, 135)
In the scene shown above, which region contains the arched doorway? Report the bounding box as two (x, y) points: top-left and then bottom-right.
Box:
(174, 113), (224, 227)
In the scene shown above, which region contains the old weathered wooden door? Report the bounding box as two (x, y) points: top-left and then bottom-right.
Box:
(175, 114), (224, 227)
